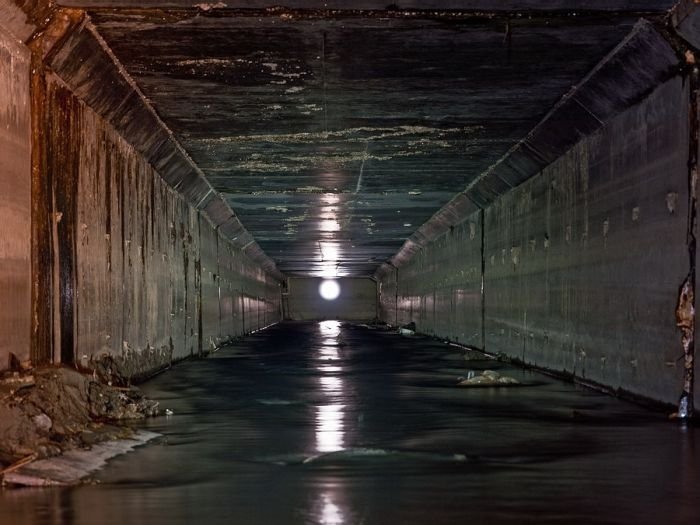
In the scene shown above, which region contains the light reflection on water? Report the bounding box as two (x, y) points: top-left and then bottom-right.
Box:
(317, 194), (342, 277)
(316, 404), (346, 453)
(319, 492), (344, 525)
(319, 320), (341, 344)
(2, 321), (700, 525)
(318, 375), (344, 393)
(319, 364), (343, 373)
(316, 321), (345, 453)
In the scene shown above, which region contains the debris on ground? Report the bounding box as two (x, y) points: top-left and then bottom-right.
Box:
(457, 370), (520, 387)
(0, 366), (160, 485)
(464, 349), (491, 361)
(1, 430), (158, 487)
(398, 321), (416, 336)
(343, 319), (392, 331)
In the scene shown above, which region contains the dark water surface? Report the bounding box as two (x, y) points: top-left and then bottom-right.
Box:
(2, 321), (700, 524)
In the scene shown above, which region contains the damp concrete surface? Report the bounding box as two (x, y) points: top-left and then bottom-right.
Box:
(1, 321), (699, 524)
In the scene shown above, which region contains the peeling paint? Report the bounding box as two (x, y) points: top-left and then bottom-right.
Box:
(295, 186), (325, 193)
(674, 59), (699, 419)
(202, 125), (477, 146)
(86, 8), (650, 277)
(676, 276), (695, 417)
(666, 191), (679, 213)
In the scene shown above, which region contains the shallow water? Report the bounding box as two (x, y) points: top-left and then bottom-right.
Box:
(2, 321), (699, 524)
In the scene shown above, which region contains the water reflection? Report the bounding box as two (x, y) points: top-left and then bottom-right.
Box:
(319, 376), (343, 394)
(318, 241), (341, 278)
(316, 404), (346, 453)
(4, 322), (700, 525)
(316, 321), (345, 453)
(319, 320), (342, 358)
(319, 364), (342, 374)
(319, 492), (344, 525)
(320, 219), (341, 232)
(316, 192), (342, 277)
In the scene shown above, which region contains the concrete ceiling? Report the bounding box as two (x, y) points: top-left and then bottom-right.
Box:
(83, 2), (675, 277)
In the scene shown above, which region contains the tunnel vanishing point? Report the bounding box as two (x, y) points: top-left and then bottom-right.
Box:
(1, 0), (700, 424)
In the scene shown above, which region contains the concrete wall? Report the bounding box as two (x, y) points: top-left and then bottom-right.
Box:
(43, 75), (281, 379)
(379, 214), (484, 347)
(485, 76), (690, 405)
(0, 24), (32, 369)
(0, 5), (282, 378)
(287, 278), (377, 321)
(379, 75), (695, 407)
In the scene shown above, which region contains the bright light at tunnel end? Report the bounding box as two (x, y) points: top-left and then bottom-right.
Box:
(319, 280), (341, 301)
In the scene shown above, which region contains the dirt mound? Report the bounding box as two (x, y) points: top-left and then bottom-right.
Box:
(0, 367), (159, 474)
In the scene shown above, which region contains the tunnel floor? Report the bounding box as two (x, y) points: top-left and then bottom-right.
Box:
(3, 321), (700, 524)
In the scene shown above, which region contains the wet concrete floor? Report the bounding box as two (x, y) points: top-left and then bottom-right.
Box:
(2, 321), (700, 524)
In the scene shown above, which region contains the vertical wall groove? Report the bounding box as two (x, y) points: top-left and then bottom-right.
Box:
(30, 45), (53, 367)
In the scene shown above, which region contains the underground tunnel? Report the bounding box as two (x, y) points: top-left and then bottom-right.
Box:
(2, 0), (700, 522)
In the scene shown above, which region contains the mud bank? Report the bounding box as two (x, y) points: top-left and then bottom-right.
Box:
(0, 366), (159, 485)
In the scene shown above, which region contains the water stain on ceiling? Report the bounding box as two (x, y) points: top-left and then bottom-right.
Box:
(88, 6), (654, 276)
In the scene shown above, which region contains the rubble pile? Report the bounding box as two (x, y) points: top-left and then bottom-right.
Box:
(457, 369), (520, 387)
(0, 366), (159, 477)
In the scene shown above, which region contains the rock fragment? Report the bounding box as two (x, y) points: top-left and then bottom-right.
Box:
(457, 370), (520, 387)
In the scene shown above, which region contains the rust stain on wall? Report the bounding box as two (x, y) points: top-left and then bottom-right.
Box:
(676, 275), (695, 417)
(0, 22), (32, 369)
(675, 54), (700, 419)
